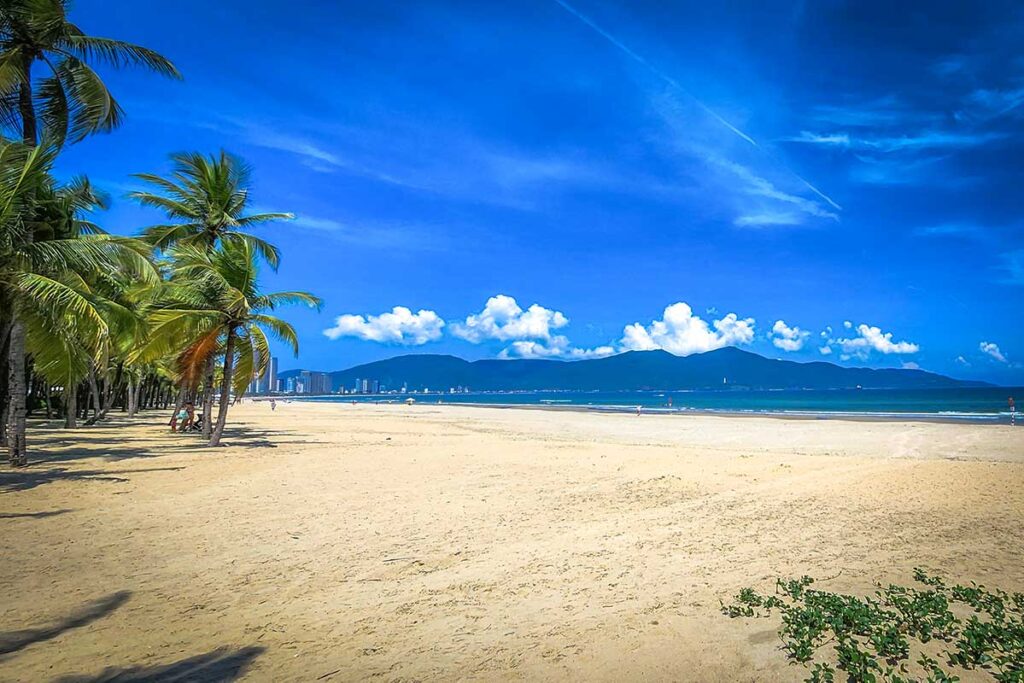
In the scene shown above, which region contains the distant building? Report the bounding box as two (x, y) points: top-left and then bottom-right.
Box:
(260, 357), (278, 394)
(247, 357), (279, 395)
(301, 371), (332, 395)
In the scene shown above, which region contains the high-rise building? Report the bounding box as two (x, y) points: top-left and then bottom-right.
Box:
(300, 370), (332, 395)
(259, 357), (278, 394)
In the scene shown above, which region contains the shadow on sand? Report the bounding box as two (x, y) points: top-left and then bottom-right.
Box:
(0, 466), (185, 494)
(0, 591), (131, 657)
(53, 646), (266, 682)
(0, 508), (74, 519)
(25, 420), (288, 465)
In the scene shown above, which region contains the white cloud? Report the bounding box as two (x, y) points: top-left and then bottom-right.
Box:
(979, 341), (1007, 363)
(818, 345), (833, 355)
(770, 319), (811, 352)
(619, 302), (755, 356)
(451, 295), (568, 343)
(955, 355), (970, 367)
(829, 323), (919, 360)
(499, 336), (616, 360)
(323, 306), (445, 345)
(901, 361), (921, 370)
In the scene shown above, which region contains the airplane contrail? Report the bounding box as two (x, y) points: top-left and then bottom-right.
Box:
(551, 0), (843, 211)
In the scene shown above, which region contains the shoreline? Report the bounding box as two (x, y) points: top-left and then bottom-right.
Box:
(274, 396), (1017, 426)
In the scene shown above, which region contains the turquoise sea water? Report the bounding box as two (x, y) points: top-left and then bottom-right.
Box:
(296, 387), (1024, 424)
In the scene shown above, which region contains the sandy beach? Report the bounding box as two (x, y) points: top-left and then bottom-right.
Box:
(1, 402), (1022, 681)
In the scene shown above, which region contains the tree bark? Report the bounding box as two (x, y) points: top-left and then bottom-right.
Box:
(6, 317), (28, 466)
(99, 362), (123, 419)
(7, 61), (36, 464)
(209, 328), (236, 446)
(64, 385), (77, 429)
(201, 355), (215, 440)
(0, 311), (11, 448)
(127, 377), (138, 417)
(85, 363), (102, 425)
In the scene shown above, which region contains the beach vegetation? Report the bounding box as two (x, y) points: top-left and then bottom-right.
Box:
(722, 569), (1024, 682)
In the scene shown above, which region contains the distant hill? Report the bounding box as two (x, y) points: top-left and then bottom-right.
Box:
(279, 347), (989, 391)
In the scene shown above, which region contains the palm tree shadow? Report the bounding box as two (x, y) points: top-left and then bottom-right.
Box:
(0, 467), (185, 494)
(0, 591), (131, 657)
(54, 646), (266, 682)
(0, 508), (74, 519)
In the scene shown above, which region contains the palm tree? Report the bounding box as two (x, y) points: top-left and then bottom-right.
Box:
(0, 139), (154, 464)
(131, 151), (290, 268)
(148, 241), (320, 446)
(0, 0), (180, 147)
(1, 0), (176, 465)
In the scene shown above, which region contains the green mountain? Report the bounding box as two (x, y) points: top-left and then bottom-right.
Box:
(281, 347), (989, 391)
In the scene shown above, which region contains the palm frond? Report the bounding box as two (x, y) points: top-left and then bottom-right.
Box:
(58, 33), (181, 79)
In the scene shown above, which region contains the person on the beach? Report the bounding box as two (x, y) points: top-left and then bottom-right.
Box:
(180, 402), (195, 432)
(270, 398), (277, 411)
(636, 405), (642, 416)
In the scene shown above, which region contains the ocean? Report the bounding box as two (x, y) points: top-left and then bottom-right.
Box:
(295, 386), (1024, 424)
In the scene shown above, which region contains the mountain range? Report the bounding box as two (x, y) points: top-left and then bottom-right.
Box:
(279, 347), (989, 391)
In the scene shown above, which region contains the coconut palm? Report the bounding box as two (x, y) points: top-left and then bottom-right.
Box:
(0, 139), (154, 464)
(1, 0), (176, 465)
(0, 0), (180, 147)
(148, 241), (320, 446)
(131, 151), (290, 268)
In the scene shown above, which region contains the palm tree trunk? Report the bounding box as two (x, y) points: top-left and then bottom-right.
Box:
(209, 328), (236, 446)
(19, 58), (37, 146)
(64, 385), (78, 429)
(0, 311), (11, 448)
(44, 382), (52, 419)
(85, 364), (102, 424)
(6, 316), (28, 466)
(7, 68), (36, 464)
(99, 362), (121, 419)
(127, 377), (138, 417)
(201, 356), (215, 440)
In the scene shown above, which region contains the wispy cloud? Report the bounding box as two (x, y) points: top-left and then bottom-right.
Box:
(734, 212), (802, 227)
(810, 97), (942, 128)
(551, 0), (840, 214)
(913, 223), (986, 239)
(786, 129), (1004, 152)
(999, 250), (1024, 286)
(714, 157), (839, 222)
(784, 131), (851, 147)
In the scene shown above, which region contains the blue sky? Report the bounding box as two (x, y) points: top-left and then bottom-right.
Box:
(62, 0), (1023, 383)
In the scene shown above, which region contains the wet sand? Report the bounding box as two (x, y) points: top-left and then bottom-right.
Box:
(1, 402), (1022, 681)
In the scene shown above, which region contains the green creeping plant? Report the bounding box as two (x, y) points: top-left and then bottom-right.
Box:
(722, 569), (1023, 683)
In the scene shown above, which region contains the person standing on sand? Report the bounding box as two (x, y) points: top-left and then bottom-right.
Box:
(270, 398), (277, 411)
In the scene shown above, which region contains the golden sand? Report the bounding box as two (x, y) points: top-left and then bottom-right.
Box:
(1, 402), (1022, 681)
